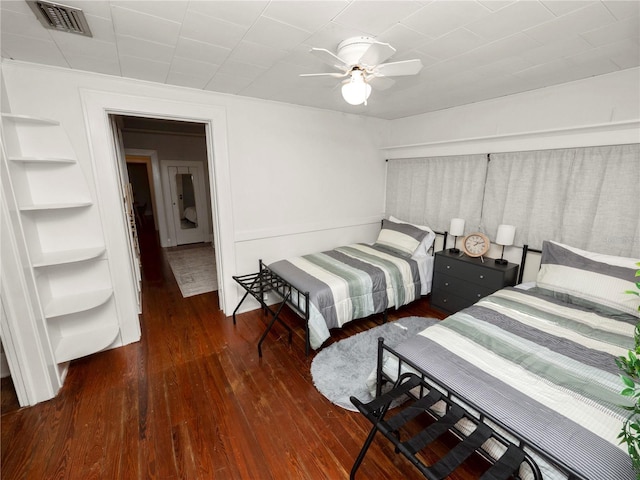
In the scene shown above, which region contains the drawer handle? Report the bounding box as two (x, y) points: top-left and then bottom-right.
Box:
(479, 274), (484, 279)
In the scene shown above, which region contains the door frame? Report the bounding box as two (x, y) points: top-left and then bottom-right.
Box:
(125, 154), (160, 231)
(80, 90), (234, 315)
(124, 149), (170, 246)
(109, 116), (142, 313)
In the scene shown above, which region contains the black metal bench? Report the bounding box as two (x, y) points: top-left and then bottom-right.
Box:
(350, 344), (543, 480)
(232, 260), (312, 357)
(232, 268), (293, 357)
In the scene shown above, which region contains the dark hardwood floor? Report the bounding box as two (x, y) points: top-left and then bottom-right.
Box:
(1, 226), (492, 479)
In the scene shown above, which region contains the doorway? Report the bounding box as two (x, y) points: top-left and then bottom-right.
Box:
(126, 155), (159, 232)
(82, 90), (235, 315)
(111, 116), (218, 298)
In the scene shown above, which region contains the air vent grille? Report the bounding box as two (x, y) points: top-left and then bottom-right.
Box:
(28, 1), (92, 37)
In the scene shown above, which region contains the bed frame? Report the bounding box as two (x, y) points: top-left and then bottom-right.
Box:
(349, 244), (587, 480)
(233, 235), (539, 358)
(367, 336), (586, 480)
(233, 231), (449, 357)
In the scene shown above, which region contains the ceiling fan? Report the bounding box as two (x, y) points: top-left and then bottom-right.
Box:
(300, 36), (423, 106)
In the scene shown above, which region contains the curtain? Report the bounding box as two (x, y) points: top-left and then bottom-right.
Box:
(385, 155), (488, 233)
(482, 144), (639, 257)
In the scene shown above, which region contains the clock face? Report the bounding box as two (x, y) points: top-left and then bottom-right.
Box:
(463, 233), (490, 257)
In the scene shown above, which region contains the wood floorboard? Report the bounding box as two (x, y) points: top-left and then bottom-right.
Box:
(1, 227), (493, 479)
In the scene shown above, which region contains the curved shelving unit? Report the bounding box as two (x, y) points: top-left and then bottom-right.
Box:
(31, 246), (106, 268)
(3, 111), (126, 376)
(54, 325), (120, 364)
(44, 288), (113, 319)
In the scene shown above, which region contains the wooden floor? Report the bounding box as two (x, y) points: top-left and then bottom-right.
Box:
(1, 228), (492, 479)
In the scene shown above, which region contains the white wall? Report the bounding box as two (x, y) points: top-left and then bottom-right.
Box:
(385, 67), (640, 275)
(386, 67), (640, 158)
(4, 60), (638, 311)
(1, 60), (389, 315)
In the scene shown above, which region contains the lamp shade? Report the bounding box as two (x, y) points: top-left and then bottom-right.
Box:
(341, 70), (371, 106)
(496, 224), (516, 246)
(449, 218), (465, 236)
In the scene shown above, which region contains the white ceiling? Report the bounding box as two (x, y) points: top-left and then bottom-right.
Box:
(1, 0), (638, 119)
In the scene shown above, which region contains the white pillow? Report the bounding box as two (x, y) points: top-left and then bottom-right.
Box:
(537, 240), (640, 318)
(388, 216), (436, 259)
(375, 219), (429, 256)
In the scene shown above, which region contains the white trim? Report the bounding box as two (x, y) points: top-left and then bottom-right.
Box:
(80, 90), (234, 316)
(383, 120), (640, 158)
(234, 215), (383, 243)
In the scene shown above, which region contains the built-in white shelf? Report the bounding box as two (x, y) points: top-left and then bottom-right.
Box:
(32, 247), (106, 268)
(53, 325), (119, 364)
(4, 110), (125, 375)
(1, 113), (59, 125)
(19, 201), (92, 212)
(44, 288), (113, 319)
(9, 156), (76, 164)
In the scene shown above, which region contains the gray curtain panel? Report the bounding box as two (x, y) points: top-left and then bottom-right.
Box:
(482, 144), (640, 257)
(385, 155), (488, 234)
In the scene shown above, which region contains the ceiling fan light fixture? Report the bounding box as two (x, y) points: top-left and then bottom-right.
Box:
(341, 70), (371, 106)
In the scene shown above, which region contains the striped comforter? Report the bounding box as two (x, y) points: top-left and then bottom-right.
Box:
(268, 243), (421, 350)
(392, 287), (636, 479)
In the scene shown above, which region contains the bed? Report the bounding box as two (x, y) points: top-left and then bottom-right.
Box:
(363, 240), (639, 479)
(264, 218), (440, 353)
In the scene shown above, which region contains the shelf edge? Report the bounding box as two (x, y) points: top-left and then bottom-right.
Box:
(45, 288), (113, 318)
(1, 113), (60, 125)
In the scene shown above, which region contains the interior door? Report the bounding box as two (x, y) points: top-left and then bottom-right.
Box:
(169, 165), (206, 245)
(109, 116), (142, 310)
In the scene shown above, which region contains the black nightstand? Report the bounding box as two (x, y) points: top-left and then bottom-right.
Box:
(431, 250), (519, 314)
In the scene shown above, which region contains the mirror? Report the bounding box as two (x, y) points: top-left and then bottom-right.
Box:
(176, 173), (197, 229)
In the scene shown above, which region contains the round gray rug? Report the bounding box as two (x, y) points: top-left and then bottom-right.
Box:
(310, 316), (438, 411)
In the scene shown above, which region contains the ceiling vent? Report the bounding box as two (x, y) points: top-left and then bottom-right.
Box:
(28, 1), (92, 37)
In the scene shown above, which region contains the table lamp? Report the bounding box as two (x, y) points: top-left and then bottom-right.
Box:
(495, 224), (516, 265)
(449, 218), (465, 253)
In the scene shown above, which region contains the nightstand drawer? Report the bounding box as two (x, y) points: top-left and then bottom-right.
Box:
(433, 274), (495, 302)
(435, 256), (504, 288)
(430, 289), (474, 313)
(431, 250), (519, 314)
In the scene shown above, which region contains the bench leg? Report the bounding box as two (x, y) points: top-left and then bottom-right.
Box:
(232, 291), (250, 325)
(257, 293), (291, 357)
(350, 425), (379, 480)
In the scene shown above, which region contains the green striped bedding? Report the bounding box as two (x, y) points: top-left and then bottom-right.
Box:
(393, 287), (636, 479)
(268, 243), (421, 349)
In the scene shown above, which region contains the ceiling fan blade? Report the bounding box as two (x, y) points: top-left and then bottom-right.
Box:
(358, 41), (396, 66)
(300, 72), (348, 78)
(309, 47), (350, 70)
(375, 59), (423, 77)
(367, 76), (395, 91)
